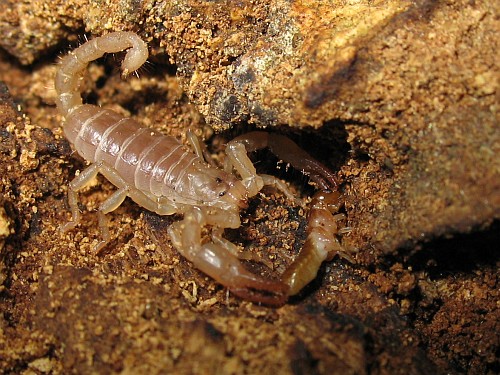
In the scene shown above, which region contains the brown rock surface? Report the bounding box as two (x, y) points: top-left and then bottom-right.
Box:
(0, 0), (498, 374)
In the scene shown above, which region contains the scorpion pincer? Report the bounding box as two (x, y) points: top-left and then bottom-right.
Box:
(55, 31), (352, 305)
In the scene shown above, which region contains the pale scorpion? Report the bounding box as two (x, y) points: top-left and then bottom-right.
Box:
(55, 31), (352, 305)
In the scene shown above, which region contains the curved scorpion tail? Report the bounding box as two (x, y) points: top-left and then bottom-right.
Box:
(55, 31), (148, 117)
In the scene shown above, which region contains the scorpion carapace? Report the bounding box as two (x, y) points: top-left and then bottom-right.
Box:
(55, 31), (352, 306)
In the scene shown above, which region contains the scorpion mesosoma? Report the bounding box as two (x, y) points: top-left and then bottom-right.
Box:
(55, 31), (352, 305)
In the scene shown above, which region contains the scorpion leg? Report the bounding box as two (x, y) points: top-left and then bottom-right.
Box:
(260, 174), (301, 205)
(61, 161), (128, 252)
(224, 142), (298, 202)
(224, 141), (264, 196)
(99, 163), (179, 216)
(186, 129), (217, 167)
(62, 161), (178, 252)
(60, 161), (131, 252)
(96, 164), (178, 251)
(168, 207), (288, 305)
(95, 186), (181, 254)
(95, 187), (128, 253)
(60, 162), (102, 233)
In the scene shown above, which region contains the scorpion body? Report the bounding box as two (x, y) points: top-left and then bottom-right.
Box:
(55, 31), (351, 305)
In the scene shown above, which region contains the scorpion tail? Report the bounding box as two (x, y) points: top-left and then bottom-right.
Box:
(55, 31), (148, 117)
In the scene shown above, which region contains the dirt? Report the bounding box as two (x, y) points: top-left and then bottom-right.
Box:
(0, 0), (498, 374)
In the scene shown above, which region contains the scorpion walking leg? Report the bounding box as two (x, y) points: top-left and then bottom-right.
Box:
(260, 174), (301, 204)
(60, 161), (130, 252)
(224, 141), (264, 196)
(186, 130), (216, 167)
(95, 187), (128, 252)
(168, 208), (288, 305)
(62, 161), (178, 252)
(224, 142), (298, 201)
(96, 164), (178, 250)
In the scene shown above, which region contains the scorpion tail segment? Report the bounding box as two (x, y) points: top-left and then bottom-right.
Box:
(115, 33), (149, 76)
(55, 31), (148, 117)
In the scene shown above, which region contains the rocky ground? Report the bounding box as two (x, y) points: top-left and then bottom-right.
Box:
(0, 0), (498, 374)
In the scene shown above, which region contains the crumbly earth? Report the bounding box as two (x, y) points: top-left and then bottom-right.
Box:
(0, 0), (498, 374)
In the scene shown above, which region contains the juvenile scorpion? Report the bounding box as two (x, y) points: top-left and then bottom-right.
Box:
(55, 31), (352, 305)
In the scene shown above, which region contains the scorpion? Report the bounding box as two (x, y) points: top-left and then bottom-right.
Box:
(55, 31), (352, 305)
